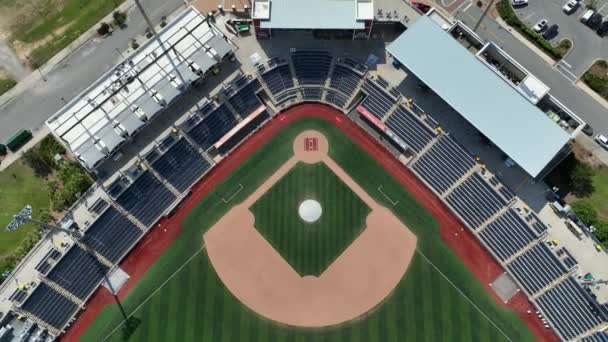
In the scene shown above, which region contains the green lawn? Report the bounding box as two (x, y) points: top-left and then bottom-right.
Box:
(0, 161), (51, 257)
(582, 167), (608, 221)
(251, 162), (370, 276)
(0, 78), (17, 96)
(8, 0), (125, 66)
(82, 118), (535, 342)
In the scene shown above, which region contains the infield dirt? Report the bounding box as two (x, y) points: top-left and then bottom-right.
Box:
(204, 130), (417, 327)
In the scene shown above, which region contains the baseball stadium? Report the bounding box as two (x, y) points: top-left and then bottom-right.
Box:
(2, 4), (608, 342)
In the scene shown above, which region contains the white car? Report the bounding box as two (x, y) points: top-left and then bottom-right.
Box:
(562, 0), (579, 13)
(512, 0), (528, 6)
(595, 134), (608, 148)
(533, 19), (549, 32)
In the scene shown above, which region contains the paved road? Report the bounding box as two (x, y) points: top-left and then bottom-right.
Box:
(514, 0), (608, 77)
(456, 6), (608, 135)
(0, 0), (186, 143)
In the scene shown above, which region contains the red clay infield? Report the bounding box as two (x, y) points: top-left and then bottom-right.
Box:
(61, 104), (557, 342)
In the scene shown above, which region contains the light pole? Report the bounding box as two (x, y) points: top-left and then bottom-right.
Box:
(24, 57), (47, 82)
(6, 205), (130, 323)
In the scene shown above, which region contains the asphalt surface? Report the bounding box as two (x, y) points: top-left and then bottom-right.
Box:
(0, 0), (186, 143)
(514, 0), (608, 76)
(456, 6), (608, 135)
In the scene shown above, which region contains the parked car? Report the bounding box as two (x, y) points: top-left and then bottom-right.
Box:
(582, 124), (594, 136)
(533, 19), (549, 32)
(542, 24), (559, 39)
(587, 13), (603, 28)
(595, 134), (608, 149)
(581, 9), (595, 23)
(512, 0), (528, 6)
(597, 20), (608, 36)
(562, 0), (579, 13)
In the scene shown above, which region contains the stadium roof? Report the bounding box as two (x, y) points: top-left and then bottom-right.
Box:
(252, 0), (373, 30)
(387, 16), (571, 178)
(46, 7), (234, 170)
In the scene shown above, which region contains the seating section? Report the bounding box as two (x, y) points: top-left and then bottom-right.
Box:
(498, 185), (515, 202)
(507, 243), (568, 295)
(81, 207), (142, 263)
(385, 106), (436, 153)
(446, 173), (507, 229)
(225, 78), (263, 117)
(413, 136), (476, 194)
(184, 104), (238, 150)
(46, 245), (109, 299)
(291, 50), (333, 85)
(583, 332), (608, 342)
(360, 79), (397, 119)
(324, 89), (349, 108)
(329, 62), (365, 98)
(34, 249), (61, 276)
(217, 111), (270, 154)
(302, 88), (323, 101)
(115, 171), (176, 226)
(9, 288), (28, 304)
(149, 138), (211, 192)
(525, 212), (549, 236)
(537, 277), (604, 340)
(479, 209), (538, 261)
(21, 283), (79, 330)
(557, 247), (578, 269)
(260, 63), (294, 97)
(275, 88), (300, 105)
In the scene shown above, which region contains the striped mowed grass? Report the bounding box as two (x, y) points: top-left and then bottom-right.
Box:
(82, 117), (535, 342)
(250, 162), (371, 276)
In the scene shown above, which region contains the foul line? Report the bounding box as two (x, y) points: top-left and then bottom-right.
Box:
(415, 248), (513, 342)
(222, 183), (244, 203)
(101, 246), (206, 341)
(377, 185), (399, 206)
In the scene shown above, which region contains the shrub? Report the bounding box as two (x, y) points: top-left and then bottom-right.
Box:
(570, 163), (595, 197)
(97, 22), (111, 36)
(583, 73), (608, 97)
(131, 39), (140, 50)
(51, 161), (93, 210)
(0, 144), (6, 156)
(571, 201), (599, 226)
(594, 221), (608, 245)
(113, 11), (127, 27)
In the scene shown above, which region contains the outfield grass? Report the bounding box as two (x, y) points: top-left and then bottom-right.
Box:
(251, 162), (370, 276)
(0, 161), (51, 256)
(82, 118), (535, 342)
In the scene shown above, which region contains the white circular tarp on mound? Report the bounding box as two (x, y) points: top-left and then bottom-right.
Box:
(298, 200), (322, 223)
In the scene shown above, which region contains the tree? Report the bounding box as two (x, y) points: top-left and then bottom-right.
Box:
(113, 11), (127, 27)
(570, 163), (595, 197)
(571, 201), (599, 226)
(97, 22), (111, 36)
(593, 221), (608, 245)
(22, 149), (52, 177)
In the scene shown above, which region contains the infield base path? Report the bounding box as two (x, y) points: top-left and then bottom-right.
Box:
(204, 131), (417, 327)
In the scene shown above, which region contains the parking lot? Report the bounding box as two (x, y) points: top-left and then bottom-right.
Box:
(513, 0), (608, 79)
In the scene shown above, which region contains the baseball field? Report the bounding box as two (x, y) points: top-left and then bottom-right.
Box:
(75, 105), (539, 342)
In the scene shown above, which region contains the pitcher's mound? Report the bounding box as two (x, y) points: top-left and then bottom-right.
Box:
(299, 199), (322, 223)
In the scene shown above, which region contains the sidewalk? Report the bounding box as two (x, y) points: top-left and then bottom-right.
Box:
(0, 126), (49, 172)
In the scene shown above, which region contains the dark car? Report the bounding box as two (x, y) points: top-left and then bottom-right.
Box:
(587, 13), (603, 28)
(583, 124), (594, 136)
(597, 20), (608, 36)
(542, 24), (559, 39)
